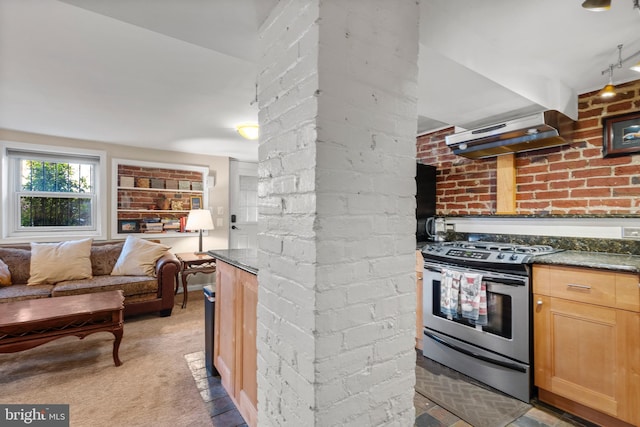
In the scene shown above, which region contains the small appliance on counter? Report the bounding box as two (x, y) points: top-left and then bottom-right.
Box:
(425, 217), (447, 242)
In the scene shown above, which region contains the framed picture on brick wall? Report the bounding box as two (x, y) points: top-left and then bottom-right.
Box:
(190, 196), (202, 210)
(603, 111), (640, 158)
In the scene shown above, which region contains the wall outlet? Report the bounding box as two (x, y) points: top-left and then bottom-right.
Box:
(622, 227), (640, 239)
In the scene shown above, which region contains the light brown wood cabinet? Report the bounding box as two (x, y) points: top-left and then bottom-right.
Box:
(533, 264), (640, 427)
(214, 260), (258, 427)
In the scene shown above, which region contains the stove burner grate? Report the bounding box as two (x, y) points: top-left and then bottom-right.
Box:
(440, 241), (557, 255)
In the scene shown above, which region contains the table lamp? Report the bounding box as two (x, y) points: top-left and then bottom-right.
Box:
(185, 209), (214, 254)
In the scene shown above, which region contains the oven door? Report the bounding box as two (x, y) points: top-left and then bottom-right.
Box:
(423, 261), (530, 364)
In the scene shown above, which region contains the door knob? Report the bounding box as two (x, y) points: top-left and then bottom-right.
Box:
(231, 225), (239, 230)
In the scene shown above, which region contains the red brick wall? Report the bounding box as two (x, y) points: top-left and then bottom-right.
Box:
(117, 165), (203, 220)
(417, 79), (640, 215)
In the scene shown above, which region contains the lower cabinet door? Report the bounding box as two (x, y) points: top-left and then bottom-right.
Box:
(237, 269), (258, 427)
(214, 261), (238, 396)
(534, 294), (640, 425)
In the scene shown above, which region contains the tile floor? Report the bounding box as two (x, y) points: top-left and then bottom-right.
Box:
(183, 292), (596, 427)
(185, 351), (247, 427)
(185, 349), (599, 427)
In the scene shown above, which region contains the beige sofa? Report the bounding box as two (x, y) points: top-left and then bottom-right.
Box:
(0, 239), (180, 317)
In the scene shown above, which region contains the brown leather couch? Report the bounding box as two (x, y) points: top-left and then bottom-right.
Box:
(0, 240), (179, 317)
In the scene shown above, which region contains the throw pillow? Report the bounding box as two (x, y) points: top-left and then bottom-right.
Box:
(0, 258), (11, 286)
(28, 238), (93, 285)
(0, 248), (31, 284)
(90, 243), (124, 276)
(111, 235), (170, 277)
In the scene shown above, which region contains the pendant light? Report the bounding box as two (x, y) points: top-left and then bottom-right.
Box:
(599, 44), (623, 98)
(582, 0), (611, 11)
(600, 65), (616, 98)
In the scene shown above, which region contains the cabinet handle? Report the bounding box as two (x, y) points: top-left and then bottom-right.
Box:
(537, 300), (543, 306)
(567, 283), (591, 290)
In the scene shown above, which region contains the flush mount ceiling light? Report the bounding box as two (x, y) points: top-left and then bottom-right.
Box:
(582, 0), (611, 11)
(236, 123), (259, 140)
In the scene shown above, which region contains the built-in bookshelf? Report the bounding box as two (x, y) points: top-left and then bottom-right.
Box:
(111, 159), (209, 238)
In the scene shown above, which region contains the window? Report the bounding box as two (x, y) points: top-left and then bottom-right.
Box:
(2, 143), (106, 240)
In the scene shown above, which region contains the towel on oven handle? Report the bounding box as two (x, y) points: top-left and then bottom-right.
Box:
(460, 272), (487, 325)
(476, 281), (488, 326)
(440, 268), (461, 318)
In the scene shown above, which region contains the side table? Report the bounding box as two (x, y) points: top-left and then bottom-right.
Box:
(175, 252), (216, 309)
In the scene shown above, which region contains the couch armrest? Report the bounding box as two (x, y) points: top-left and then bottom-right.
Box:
(155, 251), (180, 311)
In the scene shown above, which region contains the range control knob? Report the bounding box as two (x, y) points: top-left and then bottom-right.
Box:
(497, 253), (505, 259)
(510, 253), (519, 261)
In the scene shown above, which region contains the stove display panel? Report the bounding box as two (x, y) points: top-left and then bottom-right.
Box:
(446, 249), (491, 260)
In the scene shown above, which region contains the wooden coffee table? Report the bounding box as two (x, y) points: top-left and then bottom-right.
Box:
(0, 290), (125, 366)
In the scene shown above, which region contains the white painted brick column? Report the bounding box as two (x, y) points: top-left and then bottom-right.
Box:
(256, 1), (419, 425)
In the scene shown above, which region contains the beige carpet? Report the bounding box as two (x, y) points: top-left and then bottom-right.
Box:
(0, 294), (212, 427)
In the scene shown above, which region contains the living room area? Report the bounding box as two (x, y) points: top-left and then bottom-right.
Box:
(1, 2), (253, 424)
(0, 136), (237, 425)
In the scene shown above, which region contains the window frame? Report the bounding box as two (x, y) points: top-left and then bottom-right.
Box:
(1, 141), (107, 242)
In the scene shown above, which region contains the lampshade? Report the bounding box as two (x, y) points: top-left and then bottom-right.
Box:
(186, 209), (214, 231)
(600, 83), (616, 98)
(236, 123), (259, 140)
(600, 62), (617, 98)
(185, 209), (214, 254)
(581, 0), (611, 11)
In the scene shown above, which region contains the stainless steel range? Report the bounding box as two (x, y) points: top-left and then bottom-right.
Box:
(421, 241), (561, 402)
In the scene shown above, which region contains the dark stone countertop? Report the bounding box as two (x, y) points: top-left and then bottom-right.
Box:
(207, 249), (258, 275)
(533, 250), (640, 274)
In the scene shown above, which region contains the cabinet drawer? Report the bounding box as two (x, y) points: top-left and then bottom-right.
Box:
(533, 265), (640, 312)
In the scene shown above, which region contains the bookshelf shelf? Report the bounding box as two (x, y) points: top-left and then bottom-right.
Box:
(111, 159), (208, 239)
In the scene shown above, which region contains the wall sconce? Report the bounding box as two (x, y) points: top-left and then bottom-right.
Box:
(236, 123), (259, 140)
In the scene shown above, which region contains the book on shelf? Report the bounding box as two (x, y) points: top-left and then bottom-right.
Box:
(141, 222), (164, 232)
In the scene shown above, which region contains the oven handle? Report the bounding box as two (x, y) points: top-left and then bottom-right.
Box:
(423, 262), (527, 286)
(424, 331), (527, 373)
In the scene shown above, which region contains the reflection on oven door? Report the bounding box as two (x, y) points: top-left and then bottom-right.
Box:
(423, 266), (529, 364)
(422, 328), (531, 402)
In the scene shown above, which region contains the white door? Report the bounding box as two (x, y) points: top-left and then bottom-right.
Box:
(229, 160), (258, 249)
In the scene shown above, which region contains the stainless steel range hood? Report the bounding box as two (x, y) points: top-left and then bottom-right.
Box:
(445, 111), (574, 159)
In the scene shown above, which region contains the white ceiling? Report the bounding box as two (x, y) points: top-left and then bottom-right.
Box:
(1, 0), (639, 162)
